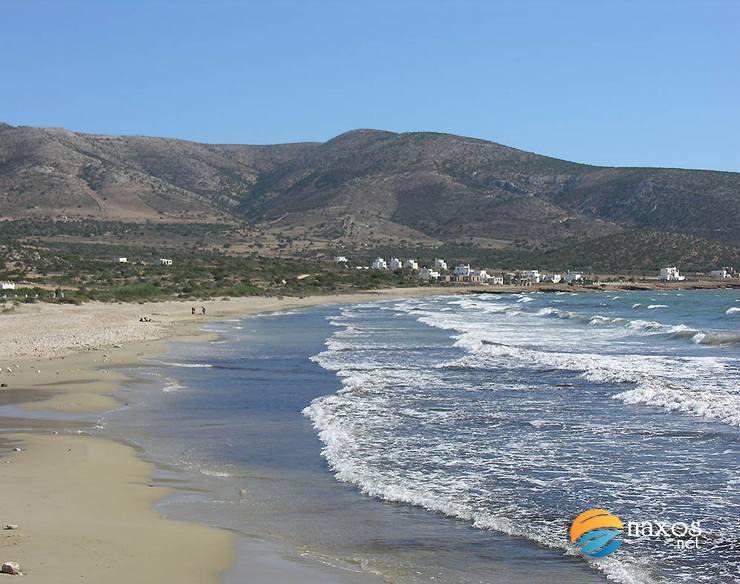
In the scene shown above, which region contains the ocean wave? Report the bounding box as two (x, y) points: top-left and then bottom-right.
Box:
(158, 361), (214, 368)
(162, 379), (183, 392)
(528, 305), (740, 346)
(199, 469), (233, 478)
(304, 298), (738, 583)
(304, 392), (658, 584)
(421, 312), (740, 426)
(589, 315), (619, 326)
(627, 320), (740, 346)
(254, 309), (300, 317)
(647, 304), (668, 309)
(726, 307), (740, 315)
(614, 381), (740, 427)
(534, 307), (577, 319)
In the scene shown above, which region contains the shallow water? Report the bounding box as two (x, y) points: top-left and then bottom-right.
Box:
(103, 289), (739, 583)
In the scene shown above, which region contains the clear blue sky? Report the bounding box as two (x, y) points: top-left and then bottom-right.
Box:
(3, 0), (739, 171)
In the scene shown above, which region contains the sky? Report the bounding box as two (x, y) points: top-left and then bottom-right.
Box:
(3, 0), (739, 171)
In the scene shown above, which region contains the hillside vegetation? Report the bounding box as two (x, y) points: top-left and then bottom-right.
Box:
(1, 124), (739, 253)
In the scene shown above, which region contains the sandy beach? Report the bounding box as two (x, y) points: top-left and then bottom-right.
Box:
(0, 288), (470, 583)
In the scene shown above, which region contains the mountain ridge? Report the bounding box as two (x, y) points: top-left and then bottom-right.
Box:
(1, 122), (738, 249)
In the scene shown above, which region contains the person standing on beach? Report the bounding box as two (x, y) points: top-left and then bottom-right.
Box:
(191, 307), (196, 315)
(201, 306), (206, 315)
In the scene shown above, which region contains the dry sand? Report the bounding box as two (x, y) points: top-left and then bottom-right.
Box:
(0, 288), (465, 583)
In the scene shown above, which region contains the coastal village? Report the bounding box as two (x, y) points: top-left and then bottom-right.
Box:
(336, 255), (739, 286)
(1, 255), (738, 302)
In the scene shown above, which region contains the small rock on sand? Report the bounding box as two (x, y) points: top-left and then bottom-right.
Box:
(12, 448), (21, 452)
(4, 525), (18, 531)
(1, 561), (21, 575)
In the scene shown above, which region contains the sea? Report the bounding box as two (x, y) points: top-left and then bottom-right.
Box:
(101, 289), (740, 584)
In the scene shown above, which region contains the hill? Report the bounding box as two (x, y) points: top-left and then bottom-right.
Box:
(1, 123), (739, 253)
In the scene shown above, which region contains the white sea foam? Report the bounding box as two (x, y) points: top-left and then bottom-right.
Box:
(158, 361), (214, 368)
(305, 362), (661, 583)
(615, 380), (740, 426)
(647, 304), (668, 309)
(304, 295), (738, 584)
(414, 305), (740, 426)
(162, 379), (183, 392)
(199, 469), (233, 478)
(726, 307), (740, 315)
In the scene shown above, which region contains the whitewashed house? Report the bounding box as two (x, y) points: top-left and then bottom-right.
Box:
(417, 268), (440, 282)
(159, 258), (173, 266)
(489, 275), (504, 285)
(389, 257), (404, 271)
(658, 267), (685, 281)
(117, 257), (128, 264)
(433, 258), (448, 271)
(564, 271), (583, 284)
(372, 257), (388, 270)
(469, 269), (490, 283)
(522, 270), (541, 283)
(541, 273), (562, 283)
(453, 264), (472, 278)
(404, 259), (419, 270)
(334, 256), (348, 263)
(0, 281), (16, 290)
(709, 267), (733, 279)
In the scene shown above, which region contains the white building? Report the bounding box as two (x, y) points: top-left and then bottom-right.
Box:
(334, 256), (348, 263)
(541, 273), (562, 283)
(489, 275), (504, 285)
(417, 268), (440, 282)
(472, 269), (490, 283)
(564, 271), (583, 284)
(658, 267), (685, 281)
(159, 258), (173, 266)
(453, 264), (472, 278)
(389, 257), (404, 271)
(372, 257), (388, 270)
(117, 257), (128, 264)
(433, 258), (448, 271)
(403, 259), (419, 270)
(709, 267), (733, 279)
(0, 281), (16, 290)
(522, 269), (541, 283)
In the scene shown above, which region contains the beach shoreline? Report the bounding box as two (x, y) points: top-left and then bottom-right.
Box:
(1, 283), (737, 582)
(0, 287), (477, 583)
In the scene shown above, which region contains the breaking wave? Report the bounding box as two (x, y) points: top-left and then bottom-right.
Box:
(304, 293), (740, 584)
(527, 307), (740, 346)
